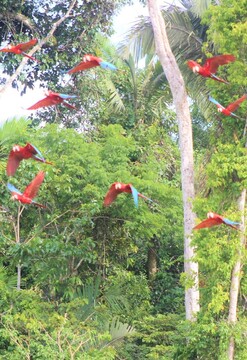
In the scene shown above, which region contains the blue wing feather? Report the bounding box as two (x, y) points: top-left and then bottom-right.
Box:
(30, 143), (44, 159)
(208, 96), (222, 106)
(58, 93), (77, 99)
(130, 186), (139, 208)
(223, 217), (240, 226)
(99, 61), (117, 71)
(7, 183), (22, 195)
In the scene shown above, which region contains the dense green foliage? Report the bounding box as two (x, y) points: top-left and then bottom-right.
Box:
(0, 0), (246, 358)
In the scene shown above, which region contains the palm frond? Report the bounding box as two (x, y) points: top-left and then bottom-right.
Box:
(190, 0), (213, 17)
(109, 316), (134, 343)
(104, 77), (126, 113)
(0, 117), (30, 144)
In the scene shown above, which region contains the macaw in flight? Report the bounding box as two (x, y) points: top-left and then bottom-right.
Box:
(7, 171), (46, 208)
(0, 39), (38, 62)
(187, 54), (235, 84)
(27, 90), (77, 110)
(208, 94), (247, 118)
(68, 54), (117, 74)
(193, 211), (240, 230)
(103, 182), (153, 208)
(6, 143), (53, 176)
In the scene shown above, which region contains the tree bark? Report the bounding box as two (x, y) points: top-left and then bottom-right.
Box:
(147, 0), (199, 320)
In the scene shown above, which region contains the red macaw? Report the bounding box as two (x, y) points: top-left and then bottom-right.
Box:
(187, 55), (235, 84)
(7, 171), (46, 208)
(0, 39), (38, 62)
(103, 182), (153, 208)
(6, 143), (53, 176)
(193, 211), (240, 230)
(208, 95), (247, 118)
(68, 54), (117, 74)
(27, 90), (77, 110)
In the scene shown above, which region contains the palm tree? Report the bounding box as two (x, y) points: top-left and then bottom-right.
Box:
(117, 1), (214, 120)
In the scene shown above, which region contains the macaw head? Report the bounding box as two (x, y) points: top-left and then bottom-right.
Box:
(12, 145), (21, 152)
(10, 194), (19, 201)
(217, 106), (224, 113)
(207, 211), (215, 219)
(115, 182), (123, 190)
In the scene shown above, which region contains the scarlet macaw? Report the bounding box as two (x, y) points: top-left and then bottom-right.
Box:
(6, 143), (52, 176)
(208, 94), (247, 118)
(27, 90), (77, 110)
(193, 211), (240, 230)
(0, 39), (38, 62)
(103, 182), (153, 208)
(187, 54), (235, 84)
(68, 54), (117, 74)
(7, 171), (46, 208)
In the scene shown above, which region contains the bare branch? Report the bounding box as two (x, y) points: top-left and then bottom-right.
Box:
(0, 0), (77, 95)
(0, 12), (36, 32)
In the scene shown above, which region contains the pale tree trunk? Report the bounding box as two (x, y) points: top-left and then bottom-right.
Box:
(227, 134), (247, 358)
(147, 0), (199, 320)
(13, 205), (25, 290)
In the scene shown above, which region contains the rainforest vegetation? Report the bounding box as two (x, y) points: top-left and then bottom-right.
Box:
(0, 0), (246, 358)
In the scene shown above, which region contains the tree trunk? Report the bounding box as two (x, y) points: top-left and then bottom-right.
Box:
(147, 247), (157, 281)
(17, 262), (22, 291)
(227, 190), (246, 360)
(147, 0), (199, 320)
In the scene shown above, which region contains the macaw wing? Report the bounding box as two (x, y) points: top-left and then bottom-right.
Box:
(103, 184), (120, 206)
(7, 183), (22, 195)
(63, 101), (77, 110)
(226, 95), (247, 112)
(193, 218), (222, 230)
(222, 217), (240, 229)
(205, 55), (235, 73)
(208, 96), (222, 107)
(130, 185), (139, 208)
(27, 96), (55, 110)
(23, 171), (45, 199)
(68, 60), (99, 74)
(16, 39), (38, 52)
(6, 151), (22, 176)
(30, 143), (43, 158)
(100, 61), (117, 71)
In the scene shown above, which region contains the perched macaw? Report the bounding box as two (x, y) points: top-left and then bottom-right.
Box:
(187, 55), (235, 84)
(7, 171), (46, 208)
(193, 211), (240, 230)
(103, 182), (153, 208)
(208, 94), (247, 118)
(6, 143), (53, 176)
(27, 90), (77, 110)
(68, 54), (117, 74)
(0, 39), (38, 62)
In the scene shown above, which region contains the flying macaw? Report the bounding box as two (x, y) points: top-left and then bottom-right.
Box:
(68, 54), (117, 74)
(6, 143), (53, 176)
(208, 94), (247, 118)
(0, 39), (38, 62)
(7, 171), (46, 208)
(193, 211), (240, 230)
(187, 54), (235, 84)
(27, 90), (77, 110)
(103, 182), (153, 208)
